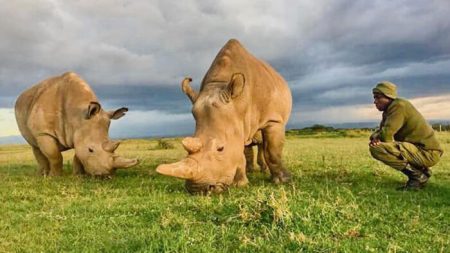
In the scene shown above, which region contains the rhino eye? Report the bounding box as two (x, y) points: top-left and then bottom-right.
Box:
(88, 148), (94, 153)
(217, 146), (224, 152)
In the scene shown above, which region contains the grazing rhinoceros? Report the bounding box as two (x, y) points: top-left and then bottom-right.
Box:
(15, 72), (139, 176)
(156, 39), (292, 194)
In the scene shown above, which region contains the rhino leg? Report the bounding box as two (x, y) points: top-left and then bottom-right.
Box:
(233, 158), (249, 187)
(32, 146), (50, 176)
(244, 145), (255, 173)
(72, 155), (86, 175)
(256, 143), (268, 172)
(36, 136), (63, 176)
(262, 123), (291, 184)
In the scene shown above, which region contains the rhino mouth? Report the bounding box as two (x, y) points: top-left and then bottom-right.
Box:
(185, 180), (229, 195)
(91, 169), (115, 179)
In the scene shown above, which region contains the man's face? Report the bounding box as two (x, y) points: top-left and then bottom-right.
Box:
(373, 93), (392, 111)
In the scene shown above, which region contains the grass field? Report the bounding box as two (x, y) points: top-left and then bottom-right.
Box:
(0, 132), (449, 252)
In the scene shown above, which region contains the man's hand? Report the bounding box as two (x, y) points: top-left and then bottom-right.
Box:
(369, 130), (380, 142)
(369, 138), (381, 146)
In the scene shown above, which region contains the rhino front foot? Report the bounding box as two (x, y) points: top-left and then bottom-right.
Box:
(234, 165), (249, 187)
(72, 155), (86, 176)
(234, 176), (249, 187)
(271, 170), (291, 184)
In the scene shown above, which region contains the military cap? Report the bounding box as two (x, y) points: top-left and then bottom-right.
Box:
(373, 81), (397, 99)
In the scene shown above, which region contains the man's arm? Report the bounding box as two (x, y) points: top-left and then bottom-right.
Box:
(379, 102), (405, 142)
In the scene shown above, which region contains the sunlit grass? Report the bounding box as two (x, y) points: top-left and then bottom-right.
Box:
(0, 133), (449, 252)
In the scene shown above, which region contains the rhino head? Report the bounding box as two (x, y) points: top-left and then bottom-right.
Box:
(73, 102), (139, 176)
(157, 74), (248, 194)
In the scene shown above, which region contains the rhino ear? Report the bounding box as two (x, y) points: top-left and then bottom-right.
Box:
(227, 73), (245, 99)
(181, 77), (198, 104)
(86, 102), (101, 119)
(102, 140), (121, 152)
(109, 107), (128, 120)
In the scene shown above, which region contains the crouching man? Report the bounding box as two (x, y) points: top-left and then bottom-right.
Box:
(369, 81), (443, 190)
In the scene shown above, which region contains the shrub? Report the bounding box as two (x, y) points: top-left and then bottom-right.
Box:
(154, 139), (174, 150)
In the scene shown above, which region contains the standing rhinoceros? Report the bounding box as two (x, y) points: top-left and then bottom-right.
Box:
(15, 72), (139, 176)
(156, 39), (292, 194)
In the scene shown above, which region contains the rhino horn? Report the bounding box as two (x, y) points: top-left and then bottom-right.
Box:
(103, 140), (120, 153)
(156, 158), (198, 179)
(112, 155), (139, 168)
(181, 77), (198, 103)
(182, 137), (202, 154)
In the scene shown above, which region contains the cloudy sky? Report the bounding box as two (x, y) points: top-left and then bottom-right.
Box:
(1, 0), (450, 139)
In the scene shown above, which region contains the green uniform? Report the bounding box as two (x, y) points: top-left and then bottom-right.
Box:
(370, 98), (443, 171)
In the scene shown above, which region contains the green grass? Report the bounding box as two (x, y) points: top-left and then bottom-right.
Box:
(0, 133), (449, 252)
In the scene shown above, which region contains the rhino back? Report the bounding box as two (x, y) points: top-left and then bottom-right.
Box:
(202, 39), (292, 124)
(15, 72), (98, 148)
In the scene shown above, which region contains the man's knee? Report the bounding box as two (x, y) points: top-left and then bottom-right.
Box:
(369, 142), (408, 170)
(369, 142), (398, 162)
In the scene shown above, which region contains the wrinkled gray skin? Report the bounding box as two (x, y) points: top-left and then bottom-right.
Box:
(15, 72), (139, 176)
(156, 39), (292, 194)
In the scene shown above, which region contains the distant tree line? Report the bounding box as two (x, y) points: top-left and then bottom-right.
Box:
(285, 124), (371, 138)
(432, 123), (450, 132)
(286, 123), (450, 137)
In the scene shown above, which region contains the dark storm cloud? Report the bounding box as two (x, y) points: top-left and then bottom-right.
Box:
(260, 0), (450, 114)
(95, 84), (192, 114)
(1, 0), (450, 137)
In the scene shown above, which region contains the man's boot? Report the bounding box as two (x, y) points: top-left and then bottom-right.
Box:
(398, 166), (429, 190)
(422, 167), (432, 178)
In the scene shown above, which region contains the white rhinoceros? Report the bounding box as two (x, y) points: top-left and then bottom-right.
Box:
(15, 72), (139, 176)
(157, 39), (292, 194)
